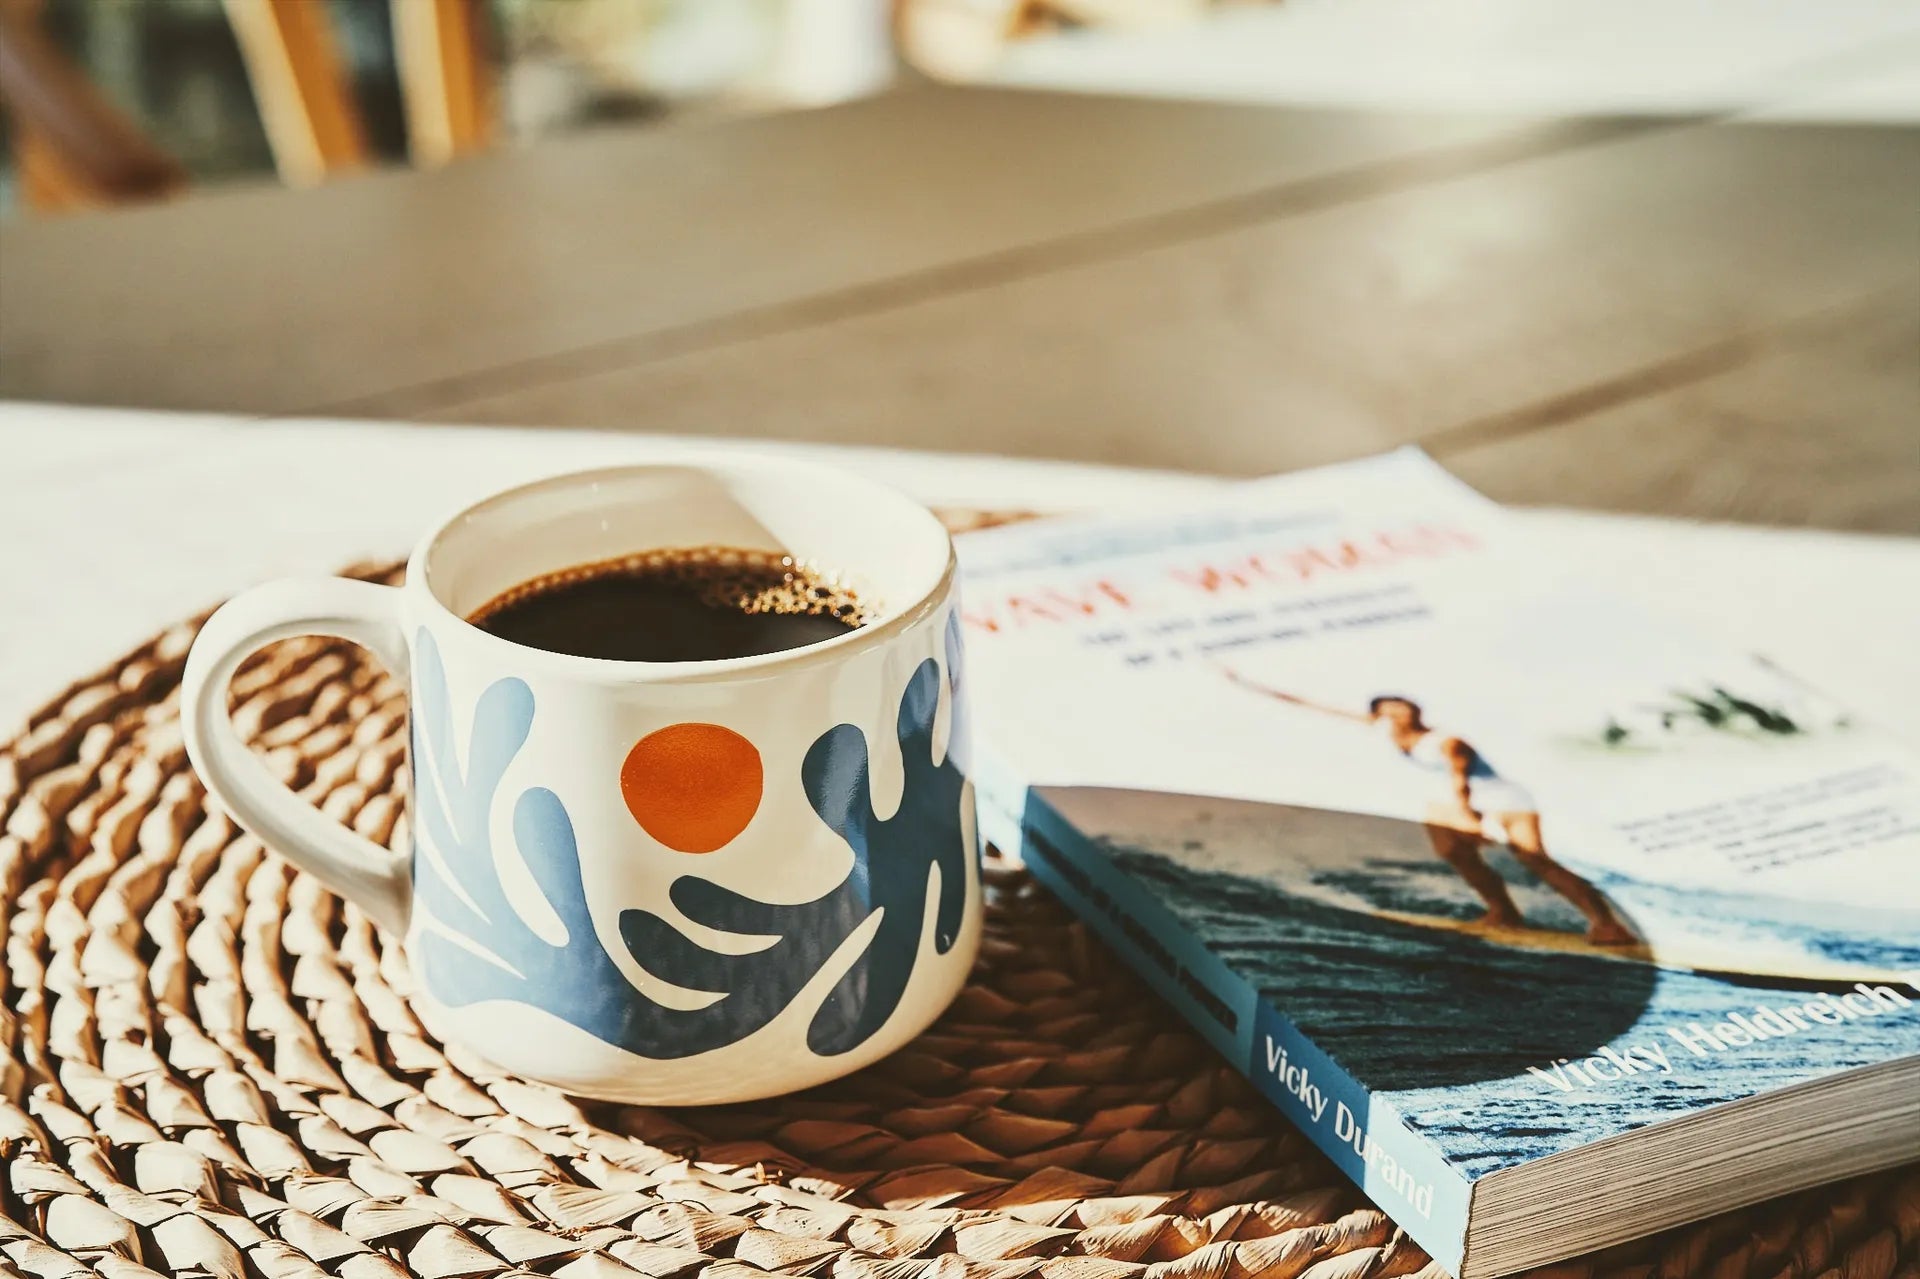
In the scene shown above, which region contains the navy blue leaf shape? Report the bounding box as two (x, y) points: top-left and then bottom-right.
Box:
(642, 657), (973, 1056)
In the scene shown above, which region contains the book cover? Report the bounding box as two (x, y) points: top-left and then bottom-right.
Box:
(956, 450), (1920, 1274)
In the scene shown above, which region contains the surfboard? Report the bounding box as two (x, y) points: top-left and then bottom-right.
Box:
(1370, 907), (1914, 986)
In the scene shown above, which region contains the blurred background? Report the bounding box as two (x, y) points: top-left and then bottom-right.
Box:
(1, 0), (906, 209)
(7, 0), (1918, 215)
(0, 0), (1914, 530)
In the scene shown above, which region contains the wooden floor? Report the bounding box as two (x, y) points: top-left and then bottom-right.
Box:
(1, 87), (1914, 532)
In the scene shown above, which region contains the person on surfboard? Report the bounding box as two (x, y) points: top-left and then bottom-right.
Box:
(1222, 670), (1635, 946)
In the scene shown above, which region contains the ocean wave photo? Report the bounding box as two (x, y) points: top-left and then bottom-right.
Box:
(1052, 782), (1920, 1179)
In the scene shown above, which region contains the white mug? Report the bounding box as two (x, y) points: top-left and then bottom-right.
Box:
(182, 460), (982, 1103)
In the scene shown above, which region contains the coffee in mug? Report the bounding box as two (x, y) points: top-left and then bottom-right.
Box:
(469, 548), (865, 662)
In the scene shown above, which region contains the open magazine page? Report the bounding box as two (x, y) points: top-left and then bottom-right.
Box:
(958, 449), (1920, 1185)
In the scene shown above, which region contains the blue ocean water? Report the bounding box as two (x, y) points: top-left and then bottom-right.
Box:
(1105, 844), (1920, 1179)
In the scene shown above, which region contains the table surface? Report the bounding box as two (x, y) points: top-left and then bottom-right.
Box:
(3, 404), (1917, 757)
(2, 87), (1915, 533)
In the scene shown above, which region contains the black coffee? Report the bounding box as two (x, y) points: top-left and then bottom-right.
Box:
(470, 548), (865, 662)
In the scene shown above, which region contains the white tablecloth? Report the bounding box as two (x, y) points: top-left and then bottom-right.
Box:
(4, 402), (1916, 735)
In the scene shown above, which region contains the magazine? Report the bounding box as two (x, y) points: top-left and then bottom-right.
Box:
(956, 449), (1920, 1277)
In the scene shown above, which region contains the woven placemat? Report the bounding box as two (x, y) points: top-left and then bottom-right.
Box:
(2, 509), (1915, 1279)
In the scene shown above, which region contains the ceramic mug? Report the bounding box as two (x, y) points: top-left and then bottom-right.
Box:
(181, 460), (981, 1103)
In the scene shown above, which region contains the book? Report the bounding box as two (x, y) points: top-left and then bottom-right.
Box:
(955, 450), (1920, 1277)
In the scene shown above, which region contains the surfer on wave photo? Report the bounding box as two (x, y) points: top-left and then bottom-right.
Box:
(1222, 670), (1636, 946)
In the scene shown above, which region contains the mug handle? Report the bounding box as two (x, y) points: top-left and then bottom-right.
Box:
(182, 577), (414, 937)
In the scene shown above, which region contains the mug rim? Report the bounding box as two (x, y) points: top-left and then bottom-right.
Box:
(404, 456), (957, 684)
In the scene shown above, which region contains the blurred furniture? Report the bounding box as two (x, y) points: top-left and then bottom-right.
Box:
(1, 88), (1915, 532)
(0, 0), (187, 209)
(388, 0), (494, 166)
(0, 0), (493, 210)
(219, 0), (370, 183)
(222, 0), (494, 182)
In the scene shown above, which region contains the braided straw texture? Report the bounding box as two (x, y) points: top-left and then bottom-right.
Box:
(2, 509), (1915, 1279)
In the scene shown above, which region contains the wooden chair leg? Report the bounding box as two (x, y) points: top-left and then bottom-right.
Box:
(390, 0), (493, 168)
(14, 125), (92, 211)
(221, 0), (368, 185)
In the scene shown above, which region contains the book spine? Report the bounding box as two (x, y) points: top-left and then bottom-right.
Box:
(1012, 789), (1474, 1273)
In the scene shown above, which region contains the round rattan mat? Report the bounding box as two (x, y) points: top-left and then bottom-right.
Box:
(2, 510), (1915, 1279)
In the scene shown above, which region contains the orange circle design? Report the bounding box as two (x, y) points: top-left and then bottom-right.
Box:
(620, 723), (764, 853)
